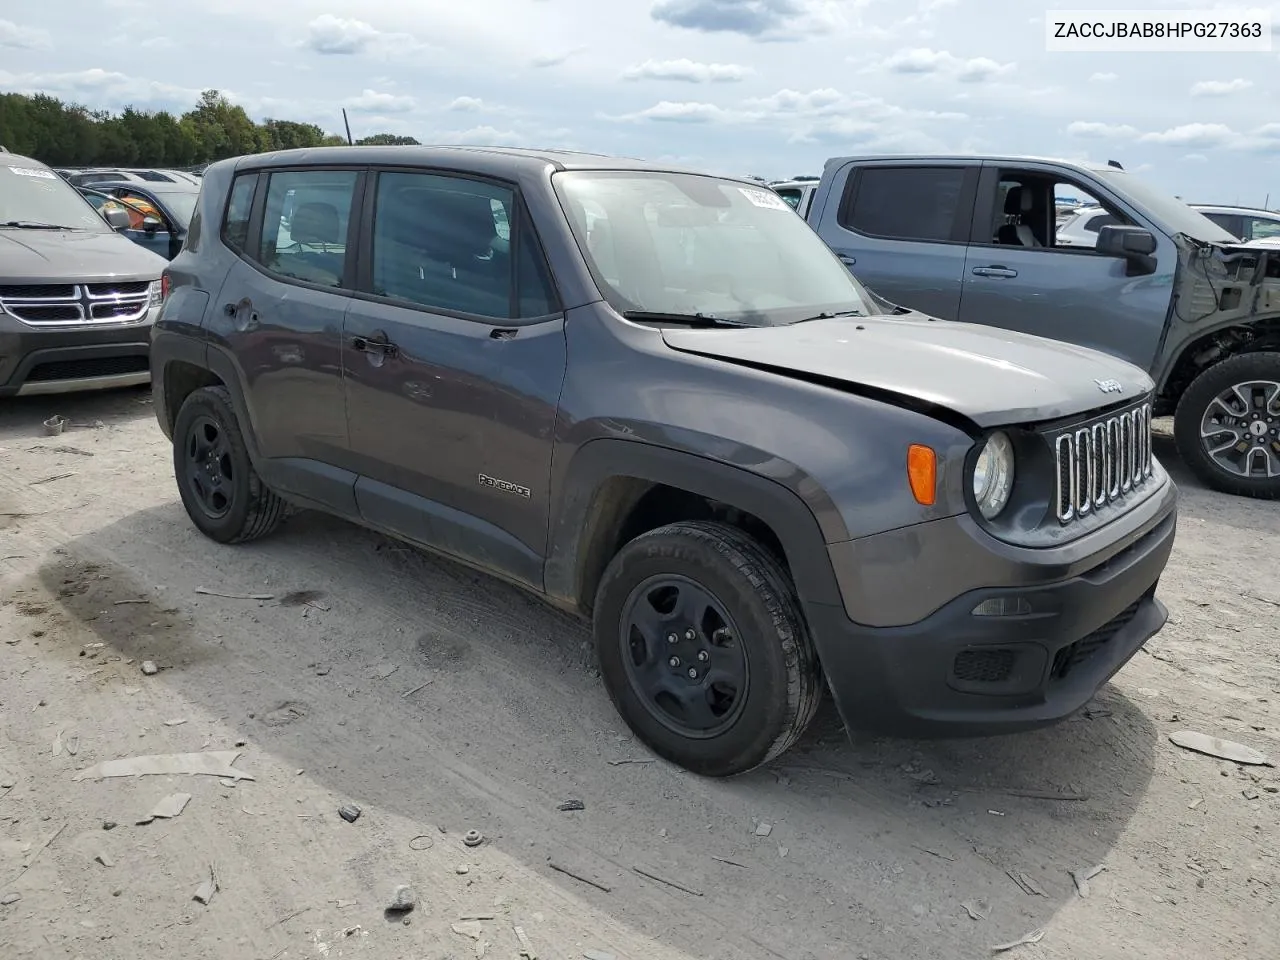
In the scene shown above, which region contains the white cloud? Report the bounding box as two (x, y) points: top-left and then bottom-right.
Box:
(344, 89), (416, 113)
(1089, 71), (1118, 82)
(622, 58), (751, 82)
(1139, 122), (1235, 148)
(883, 48), (1015, 82)
(447, 96), (486, 111)
(1182, 153), (1208, 162)
(1189, 78), (1253, 96)
(0, 19), (50, 49)
(299, 14), (422, 56)
(649, 0), (845, 42)
(625, 101), (730, 123)
(0, 67), (203, 109)
(1067, 121), (1140, 138)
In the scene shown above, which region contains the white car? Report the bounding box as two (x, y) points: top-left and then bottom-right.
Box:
(1058, 201), (1280, 247)
(769, 177), (819, 217)
(1190, 204), (1280, 242)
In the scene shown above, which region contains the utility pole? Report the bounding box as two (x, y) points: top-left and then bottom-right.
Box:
(342, 109), (354, 145)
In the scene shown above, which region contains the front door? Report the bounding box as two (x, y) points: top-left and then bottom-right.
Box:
(957, 164), (1174, 373)
(342, 169), (566, 589)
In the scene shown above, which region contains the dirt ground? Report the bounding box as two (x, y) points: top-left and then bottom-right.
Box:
(1, 386), (1277, 960)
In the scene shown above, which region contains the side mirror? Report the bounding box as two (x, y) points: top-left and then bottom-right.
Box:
(103, 207), (132, 230)
(141, 216), (164, 234)
(1096, 224), (1157, 275)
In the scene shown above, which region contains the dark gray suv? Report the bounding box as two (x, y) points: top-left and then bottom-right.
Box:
(150, 146), (1178, 776)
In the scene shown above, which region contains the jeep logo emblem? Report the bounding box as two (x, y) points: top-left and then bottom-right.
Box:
(1094, 378), (1123, 394)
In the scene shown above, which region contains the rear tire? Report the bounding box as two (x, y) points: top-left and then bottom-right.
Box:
(1174, 351), (1280, 499)
(172, 385), (287, 543)
(592, 521), (822, 777)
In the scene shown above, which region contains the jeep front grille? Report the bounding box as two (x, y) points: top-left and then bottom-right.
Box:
(0, 282), (152, 327)
(1053, 400), (1154, 524)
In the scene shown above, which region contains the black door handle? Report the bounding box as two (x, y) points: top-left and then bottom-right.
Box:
(352, 335), (398, 358)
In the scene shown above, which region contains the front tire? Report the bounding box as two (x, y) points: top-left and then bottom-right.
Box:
(1174, 351), (1280, 499)
(592, 521), (822, 777)
(172, 385), (287, 543)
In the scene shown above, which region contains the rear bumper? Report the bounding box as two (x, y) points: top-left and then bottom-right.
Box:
(0, 311), (154, 397)
(808, 495), (1177, 739)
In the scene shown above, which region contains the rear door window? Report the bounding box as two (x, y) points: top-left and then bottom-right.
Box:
(254, 170), (359, 288)
(839, 167), (968, 242)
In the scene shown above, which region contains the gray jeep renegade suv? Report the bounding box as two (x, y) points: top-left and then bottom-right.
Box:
(1, 148), (167, 397)
(150, 146), (1178, 776)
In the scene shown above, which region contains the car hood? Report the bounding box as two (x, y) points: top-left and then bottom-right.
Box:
(660, 313), (1154, 428)
(0, 229), (166, 284)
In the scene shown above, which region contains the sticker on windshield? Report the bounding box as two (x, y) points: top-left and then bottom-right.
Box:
(8, 166), (57, 180)
(738, 187), (790, 210)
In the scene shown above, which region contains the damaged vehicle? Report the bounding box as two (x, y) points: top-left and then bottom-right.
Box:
(152, 146), (1177, 776)
(806, 156), (1280, 498)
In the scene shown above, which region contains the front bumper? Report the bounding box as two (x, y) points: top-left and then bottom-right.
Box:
(807, 483), (1177, 739)
(0, 309), (155, 398)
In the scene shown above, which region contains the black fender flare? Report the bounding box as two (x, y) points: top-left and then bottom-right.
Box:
(543, 438), (844, 612)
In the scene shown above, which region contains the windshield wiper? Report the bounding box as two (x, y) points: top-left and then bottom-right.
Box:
(621, 310), (755, 328)
(791, 309), (866, 324)
(1, 220), (77, 230)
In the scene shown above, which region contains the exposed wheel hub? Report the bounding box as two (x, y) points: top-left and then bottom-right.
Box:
(185, 415), (234, 519)
(620, 575), (747, 737)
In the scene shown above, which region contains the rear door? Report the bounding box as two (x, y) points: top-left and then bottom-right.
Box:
(816, 160), (978, 319)
(208, 166), (361, 482)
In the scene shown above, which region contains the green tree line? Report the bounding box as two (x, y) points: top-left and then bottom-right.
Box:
(0, 89), (420, 168)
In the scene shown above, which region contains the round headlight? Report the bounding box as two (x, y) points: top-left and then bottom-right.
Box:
(972, 431), (1015, 519)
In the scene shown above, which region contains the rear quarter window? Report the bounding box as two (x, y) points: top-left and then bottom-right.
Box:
(221, 173), (258, 252)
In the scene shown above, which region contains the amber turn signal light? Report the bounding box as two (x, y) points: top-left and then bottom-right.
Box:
(907, 444), (937, 506)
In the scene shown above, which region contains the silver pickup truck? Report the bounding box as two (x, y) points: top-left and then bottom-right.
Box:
(803, 155), (1280, 500)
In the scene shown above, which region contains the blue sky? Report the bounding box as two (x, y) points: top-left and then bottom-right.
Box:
(1, 0), (1277, 204)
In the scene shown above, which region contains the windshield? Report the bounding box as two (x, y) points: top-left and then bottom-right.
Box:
(0, 163), (111, 231)
(1093, 167), (1239, 244)
(552, 171), (877, 326)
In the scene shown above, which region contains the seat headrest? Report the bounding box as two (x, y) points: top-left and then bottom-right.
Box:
(1003, 186), (1024, 217)
(290, 202), (342, 245)
(426, 191), (498, 258)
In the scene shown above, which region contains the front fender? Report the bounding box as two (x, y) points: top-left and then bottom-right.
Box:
(543, 438), (846, 613)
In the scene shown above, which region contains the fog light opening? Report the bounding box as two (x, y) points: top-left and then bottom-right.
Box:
(971, 596), (1033, 617)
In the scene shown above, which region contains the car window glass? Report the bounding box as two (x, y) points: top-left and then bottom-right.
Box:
(994, 174), (1129, 250)
(371, 172), (513, 318)
(255, 170), (358, 288)
(774, 188), (802, 209)
(222, 174), (257, 251)
(516, 211), (558, 318)
(1201, 212), (1242, 238)
(1084, 212), (1116, 233)
(555, 171), (875, 324)
(1247, 217), (1280, 240)
(842, 167), (964, 242)
(120, 190), (164, 226)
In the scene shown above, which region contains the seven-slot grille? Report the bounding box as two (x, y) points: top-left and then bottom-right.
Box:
(1053, 399), (1154, 524)
(0, 282), (152, 327)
